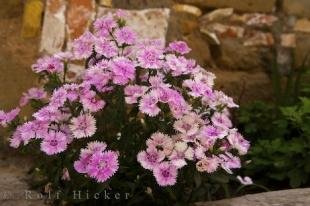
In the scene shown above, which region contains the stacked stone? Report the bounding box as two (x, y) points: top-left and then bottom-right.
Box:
(38, 0), (310, 103)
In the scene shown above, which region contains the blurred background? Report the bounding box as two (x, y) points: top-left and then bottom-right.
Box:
(1, 0), (309, 110)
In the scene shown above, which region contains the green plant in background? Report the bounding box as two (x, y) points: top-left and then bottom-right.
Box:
(237, 58), (310, 189)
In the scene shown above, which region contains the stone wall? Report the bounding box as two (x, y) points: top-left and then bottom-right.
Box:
(2, 0), (309, 109)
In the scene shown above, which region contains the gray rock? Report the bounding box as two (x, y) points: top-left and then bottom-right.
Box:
(196, 188), (310, 206)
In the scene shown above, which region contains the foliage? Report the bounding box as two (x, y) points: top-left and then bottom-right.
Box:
(237, 60), (310, 189)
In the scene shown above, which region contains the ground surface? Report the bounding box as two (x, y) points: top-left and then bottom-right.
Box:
(0, 1), (39, 110)
(0, 2), (44, 205)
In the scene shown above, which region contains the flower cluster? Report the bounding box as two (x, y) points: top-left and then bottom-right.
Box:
(74, 141), (119, 182)
(2, 11), (250, 186)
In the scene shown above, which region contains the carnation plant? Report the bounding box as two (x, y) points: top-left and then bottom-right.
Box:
(0, 11), (251, 205)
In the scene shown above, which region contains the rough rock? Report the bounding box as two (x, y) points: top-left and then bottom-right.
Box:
(200, 8), (234, 23)
(66, 0), (96, 47)
(97, 8), (170, 47)
(21, 0), (44, 38)
(172, 4), (202, 17)
(281, 33), (296, 48)
(112, 0), (174, 9)
(196, 188), (310, 206)
(40, 0), (66, 54)
(294, 33), (310, 67)
(178, 0), (276, 13)
(283, 0), (310, 18)
(243, 31), (274, 46)
(99, 0), (113, 7)
(211, 69), (272, 104)
(294, 18), (310, 33)
(167, 10), (213, 66)
(0, 150), (44, 206)
(214, 38), (274, 71)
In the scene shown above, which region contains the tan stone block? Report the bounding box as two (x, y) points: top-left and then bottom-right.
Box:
(173, 4), (202, 17)
(97, 8), (170, 47)
(281, 33), (296, 48)
(40, 0), (66, 54)
(294, 18), (310, 33)
(66, 0), (96, 47)
(283, 0), (310, 18)
(178, 0), (276, 13)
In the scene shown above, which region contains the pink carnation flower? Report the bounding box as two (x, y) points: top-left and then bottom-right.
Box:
(0, 107), (20, 127)
(137, 148), (165, 170)
(95, 39), (118, 58)
(211, 112), (232, 129)
(115, 26), (136, 45)
(93, 15), (117, 37)
(40, 131), (68, 155)
(137, 47), (163, 69)
(196, 156), (219, 173)
(153, 162), (178, 186)
(32, 56), (63, 73)
(20, 87), (47, 106)
(70, 113), (96, 139)
(227, 129), (250, 155)
(139, 92), (160, 117)
(168, 41), (191, 54)
(86, 150), (119, 183)
(72, 31), (95, 59)
(111, 57), (135, 85)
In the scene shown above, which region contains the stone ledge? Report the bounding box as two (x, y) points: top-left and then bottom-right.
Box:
(196, 188), (310, 206)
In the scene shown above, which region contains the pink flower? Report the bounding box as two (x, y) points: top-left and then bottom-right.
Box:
(196, 156), (219, 173)
(173, 113), (201, 136)
(137, 47), (163, 69)
(72, 31), (95, 59)
(19, 121), (48, 144)
(74, 141), (108, 174)
(168, 41), (191, 54)
(63, 83), (80, 101)
(115, 26), (136, 45)
(83, 68), (111, 92)
(237, 176), (253, 185)
(9, 127), (23, 148)
(32, 56), (63, 73)
(219, 152), (241, 174)
(110, 57), (135, 85)
(70, 113), (96, 139)
(0, 107), (20, 127)
(80, 94), (106, 113)
(200, 125), (227, 140)
(95, 39), (118, 58)
(40, 131), (68, 155)
(93, 15), (117, 37)
(86, 150), (119, 183)
(153, 162), (178, 186)
(137, 148), (165, 170)
(33, 106), (61, 122)
(20, 87), (47, 106)
(86, 141), (107, 152)
(227, 129), (250, 155)
(211, 112), (232, 129)
(139, 92), (160, 117)
(50, 88), (67, 108)
(146, 132), (174, 156)
(124, 85), (148, 104)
